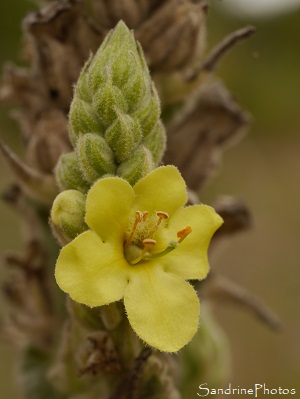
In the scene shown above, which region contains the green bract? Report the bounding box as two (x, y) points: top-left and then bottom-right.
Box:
(55, 166), (223, 352)
(55, 21), (166, 192)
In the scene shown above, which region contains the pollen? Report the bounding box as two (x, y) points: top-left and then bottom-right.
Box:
(177, 226), (192, 243)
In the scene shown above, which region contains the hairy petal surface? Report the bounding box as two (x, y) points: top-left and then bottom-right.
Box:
(158, 205), (223, 280)
(124, 264), (200, 352)
(55, 231), (129, 307)
(133, 165), (187, 215)
(85, 177), (135, 242)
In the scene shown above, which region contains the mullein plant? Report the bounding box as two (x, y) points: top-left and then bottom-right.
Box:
(0, 1), (274, 398)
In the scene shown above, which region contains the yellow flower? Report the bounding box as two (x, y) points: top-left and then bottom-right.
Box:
(55, 166), (223, 352)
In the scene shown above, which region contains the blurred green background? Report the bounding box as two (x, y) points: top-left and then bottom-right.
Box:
(0, 0), (299, 397)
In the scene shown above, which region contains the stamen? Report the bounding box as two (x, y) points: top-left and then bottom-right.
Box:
(144, 241), (179, 260)
(156, 211), (169, 220)
(177, 226), (192, 243)
(146, 211), (169, 238)
(143, 226), (192, 261)
(124, 211), (143, 248)
(130, 239), (156, 265)
(142, 211), (148, 221)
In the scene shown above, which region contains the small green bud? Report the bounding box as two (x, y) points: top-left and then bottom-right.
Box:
(55, 152), (89, 193)
(76, 133), (116, 183)
(92, 73), (128, 128)
(132, 83), (160, 137)
(51, 190), (88, 244)
(105, 111), (142, 163)
(75, 53), (93, 103)
(89, 22), (137, 91)
(117, 145), (153, 185)
(69, 99), (104, 145)
(142, 120), (166, 165)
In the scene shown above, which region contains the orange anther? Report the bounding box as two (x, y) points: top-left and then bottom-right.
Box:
(177, 226), (192, 243)
(177, 226), (192, 238)
(156, 211), (169, 220)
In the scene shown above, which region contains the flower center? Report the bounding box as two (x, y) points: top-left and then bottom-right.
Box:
(123, 210), (192, 265)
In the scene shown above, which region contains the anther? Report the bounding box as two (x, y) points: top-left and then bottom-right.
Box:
(146, 211), (169, 238)
(124, 211), (143, 248)
(156, 211), (169, 220)
(177, 226), (192, 243)
(142, 211), (148, 221)
(156, 211), (169, 227)
(130, 238), (156, 265)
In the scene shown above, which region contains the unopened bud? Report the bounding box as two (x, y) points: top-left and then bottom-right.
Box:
(142, 120), (166, 165)
(76, 134), (116, 183)
(105, 112), (142, 163)
(69, 98), (105, 146)
(50, 190), (88, 244)
(132, 83), (160, 137)
(117, 145), (153, 185)
(55, 152), (89, 193)
(92, 74), (128, 128)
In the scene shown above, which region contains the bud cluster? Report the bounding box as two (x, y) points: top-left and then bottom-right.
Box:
(52, 21), (166, 243)
(56, 21), (166, 192)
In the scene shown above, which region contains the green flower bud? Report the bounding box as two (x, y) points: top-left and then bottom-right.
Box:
(75, 53), (93, 103)
(89, 23), (138, 92)
(92, 73), (128, 128)
(105, 111), (142, 163)
(117, 145), (153, 185)
(69, 98), (104, 145)
(76, 134), (116, 183)
(142, 120), (166, 165)
(132, 83), (161, 137)
(55, 152), (89, 193)
(50, 190), (88, 244)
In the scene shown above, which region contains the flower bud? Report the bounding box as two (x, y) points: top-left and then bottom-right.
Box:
(142, 120), (166, 165)
(117, 145), (153, 185)
(68, 98), (105, 146)
(50, 190), (88, 244)
(105, 111), (142, 163)
(76, 134), (116, 183)
(92, 74), (128, 128)
(132, 83), (160, 137)
(55, 152), (89, 193)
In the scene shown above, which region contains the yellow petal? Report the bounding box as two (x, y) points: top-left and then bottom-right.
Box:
(124, 265), (200, 352)
(133, 165), (187, 215)
(158, 205), (223, 280)
(55, 231), (130, 307)
(85, 177), (134, 242)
